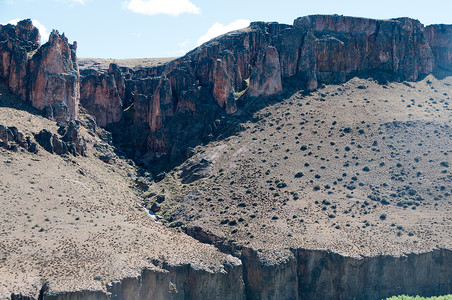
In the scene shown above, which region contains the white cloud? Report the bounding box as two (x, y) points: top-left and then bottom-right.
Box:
(197, 19), (250, 46)
(123, 0), (200, 17)
(31, 20), (50, 43)
(2, 19), (49, 44)
(56, 0), (86, 5)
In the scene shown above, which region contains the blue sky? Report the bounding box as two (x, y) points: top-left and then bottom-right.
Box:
(1, 0), (452, 59)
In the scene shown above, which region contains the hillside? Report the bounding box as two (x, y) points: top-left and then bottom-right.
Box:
(155, 73), (451, 258)
(0, 15), (451, 300)
(0, 83), (242, 299)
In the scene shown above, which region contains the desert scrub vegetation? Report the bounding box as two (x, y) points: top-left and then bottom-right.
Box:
(383, 295), (452, 300)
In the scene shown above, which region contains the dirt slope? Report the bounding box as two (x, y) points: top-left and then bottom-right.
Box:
(0, 84), (240, 298)
(154, 74), (452, 259)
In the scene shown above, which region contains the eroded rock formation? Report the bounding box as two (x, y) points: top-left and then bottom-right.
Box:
(1, 15), (452, 300)
(76, 15), (452, 163)
(34, 121), (86, 156)
(0, 20), (79, 121)
(28, 30), (79, 121)
(80, 63), (124, 127)
(240, 247), (452, 300)
(0, 124), (37, 153)
(2, 16), (452, 160)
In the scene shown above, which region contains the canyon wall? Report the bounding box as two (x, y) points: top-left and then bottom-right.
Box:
(77, 16), (452, 162)
(2, 17), (452, 157)
(241, 247), (451, 300)
(9, 248), (451, 300)
(0, 20), (79, 121)
(426, 24), (452, 71)
(2, 16), (452, 300)
(44, 263), (244, 300)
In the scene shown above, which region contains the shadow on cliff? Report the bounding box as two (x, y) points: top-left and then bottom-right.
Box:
(92, 70), (451, 178)
(112, 69), (430, 177)
(432, 68), (452, 80)
(0, 81), (43, 116)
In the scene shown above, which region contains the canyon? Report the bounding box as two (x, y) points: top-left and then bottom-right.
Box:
(0, 15), (451, 299)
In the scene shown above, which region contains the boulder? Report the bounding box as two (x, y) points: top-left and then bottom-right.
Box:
(0, 124), (37, 153)
(35, 122), (86, 156)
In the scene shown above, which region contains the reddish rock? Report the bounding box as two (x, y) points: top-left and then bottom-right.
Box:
(213, 57), (236, 113)
(297, 31), (318, 91)
(80, 64), (123, 127)
(28, 30), (79, 121)
(247, 46), (282, 97)
(293, 15), (434, 85)
(7, 45), (28, 100)
(0, 19), (40, 101)
(149, 75), (173, 132)
(0, 19), (40, 47)
(76, 15), (452, 163)
(1, 21), (80, 121)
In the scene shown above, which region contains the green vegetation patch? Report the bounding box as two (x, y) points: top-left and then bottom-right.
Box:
(383, 295), (452, 300)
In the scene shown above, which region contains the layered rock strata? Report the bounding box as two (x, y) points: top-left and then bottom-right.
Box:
(8, 247), (450, 300)
(241, 247), (451, 300)
(9, 262), (245, 300)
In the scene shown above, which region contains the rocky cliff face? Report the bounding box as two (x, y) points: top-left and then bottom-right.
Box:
(0, 19), (40, 101)
(28, 30), (79, 121)
(3, 17), (449, 159)
(80, 63), (124, 127)
(9, 247), (451, 300)
(0, 20), (79, 121)
(77, 15), (451, 165)
(240, 247), (451, 300)
(426, 24), (452, 71)
(34, 262), (245, 300)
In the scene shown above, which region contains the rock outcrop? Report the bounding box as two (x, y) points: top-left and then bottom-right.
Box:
(3, 16), (451, 161)
(34, 121), (86, 156)
(77, 15), (451, 165)
(0, 124), (37, 153)
(2, 15), (452, 300)
(240, 247), (452, 300)
(80, 63), (124, 127)
(9, 261), (245, 300)
(28, 30), (79, 121)
(0, 20), (79, 121)
(8, 247), (450, 300)
(0, 19), (40, 101)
